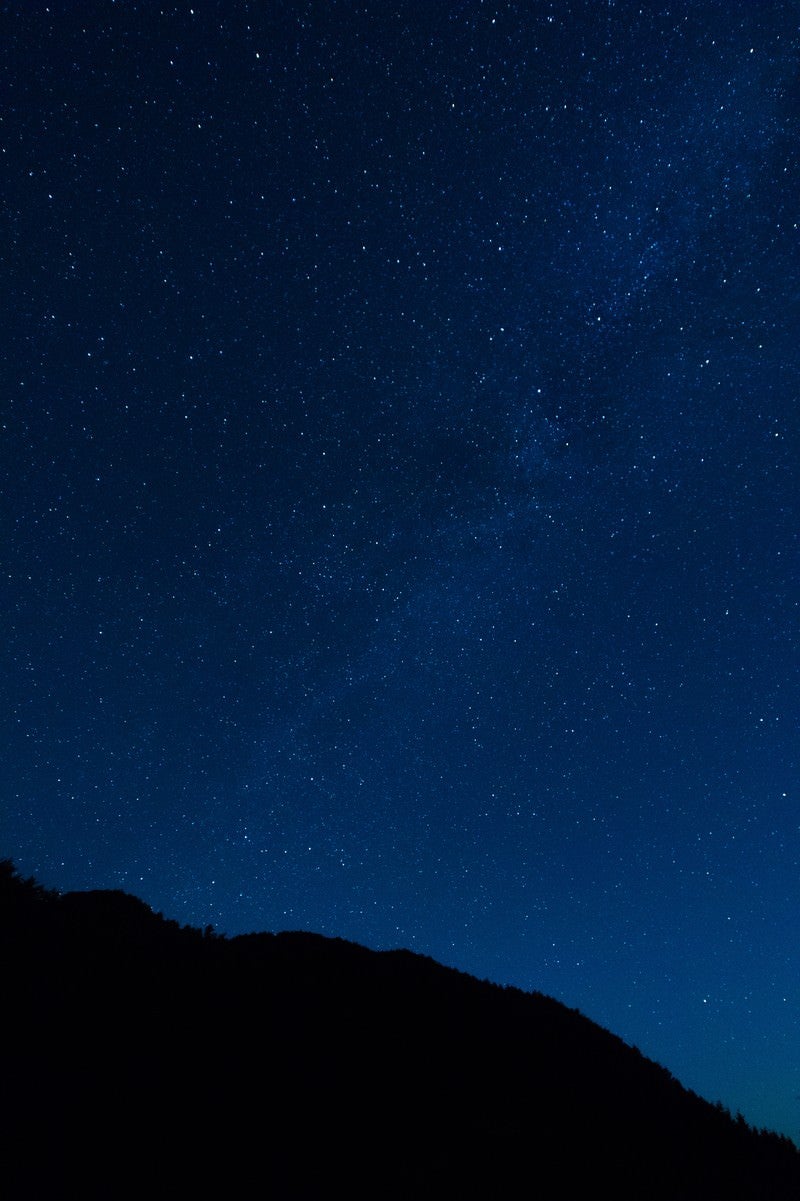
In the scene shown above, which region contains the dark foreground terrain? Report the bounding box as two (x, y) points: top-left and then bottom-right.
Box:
(2, 860), (798, 1199)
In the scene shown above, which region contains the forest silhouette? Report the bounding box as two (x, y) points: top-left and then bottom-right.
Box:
(3, 858), (798, 1199)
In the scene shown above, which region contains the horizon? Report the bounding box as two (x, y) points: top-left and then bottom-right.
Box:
(13, 853), (798, 1147)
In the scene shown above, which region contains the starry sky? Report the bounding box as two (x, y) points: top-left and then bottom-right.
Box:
(3, 0), (799, 1139)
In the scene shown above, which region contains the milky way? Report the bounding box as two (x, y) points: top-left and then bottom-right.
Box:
(3, 1), (798, 1139)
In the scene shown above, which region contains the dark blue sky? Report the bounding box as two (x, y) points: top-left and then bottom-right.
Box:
(3, 0), (799, 1139)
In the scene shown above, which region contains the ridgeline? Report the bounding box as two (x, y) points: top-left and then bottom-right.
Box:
(3, 860), (798, 1199)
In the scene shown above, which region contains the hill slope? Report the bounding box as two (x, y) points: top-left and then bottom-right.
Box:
(2, 860), (798, 1199)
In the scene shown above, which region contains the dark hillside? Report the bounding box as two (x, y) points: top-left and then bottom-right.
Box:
(2, 861), (798, 1200)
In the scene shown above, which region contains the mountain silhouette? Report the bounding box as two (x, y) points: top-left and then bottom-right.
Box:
(2, 858), (798, 1199)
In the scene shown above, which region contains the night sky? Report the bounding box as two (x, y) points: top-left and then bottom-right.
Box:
(3, 0), (799, 1139)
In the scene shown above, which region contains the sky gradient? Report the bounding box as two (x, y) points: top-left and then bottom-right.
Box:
(3, 1), (799, 1140)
